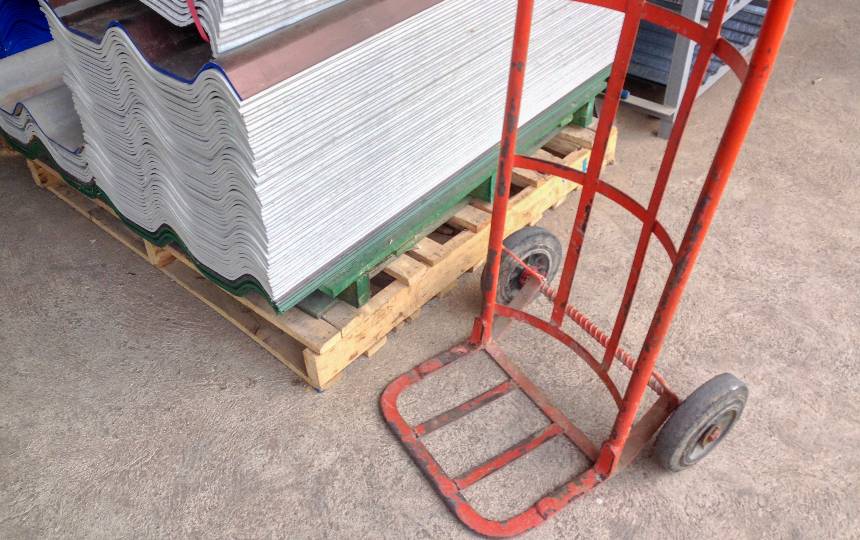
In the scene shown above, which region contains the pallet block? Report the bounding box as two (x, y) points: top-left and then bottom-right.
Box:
(23, 124), (618, 389)
(1, 137), (18, 157)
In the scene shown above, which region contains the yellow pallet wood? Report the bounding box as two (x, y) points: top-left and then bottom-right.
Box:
(1, 137), (18, 157)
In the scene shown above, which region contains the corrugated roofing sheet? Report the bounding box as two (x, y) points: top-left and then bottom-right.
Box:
(0, 0), (53, 58)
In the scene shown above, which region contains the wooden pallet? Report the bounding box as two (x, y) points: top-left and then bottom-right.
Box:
(1, 136), (18, 157)
(22, 124), (617, 389)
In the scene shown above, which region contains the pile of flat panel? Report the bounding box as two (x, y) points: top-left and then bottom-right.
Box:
(630, 0), (767, 86)
(0, 1), (90, 182)
(137, 0), (347, 55)
(44, 0), (621, 310)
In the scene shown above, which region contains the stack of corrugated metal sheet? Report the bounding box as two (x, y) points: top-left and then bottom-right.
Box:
(0, 42), (90, 181)
(42, 0), (622, 310)
(137, 0), (346, 55)
(630, 0), (767, 86)
(0, 0), (90, 182)
(0, 0), (53, 57)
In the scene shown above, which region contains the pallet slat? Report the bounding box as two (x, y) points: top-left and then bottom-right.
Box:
(543, 125), (596, 155)
(449, 205), (491, 232)
(512, 168), (546, 187)
(408, 237), (447, 266)
(19, 123), (618, 389)
(0, 137), (17, 157)
(384, 254), (428, 286)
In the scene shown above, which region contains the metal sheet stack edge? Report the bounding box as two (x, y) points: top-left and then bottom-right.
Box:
(137, 0), (348, 56)
(0, 1), (89, 181)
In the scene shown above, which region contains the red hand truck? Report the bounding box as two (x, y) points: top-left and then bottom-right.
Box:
(381, 0), (795, 536)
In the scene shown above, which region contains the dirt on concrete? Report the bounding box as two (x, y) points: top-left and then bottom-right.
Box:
(1, 1), (858, 538)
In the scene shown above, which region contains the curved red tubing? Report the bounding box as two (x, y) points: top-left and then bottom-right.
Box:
(185, 0), (210, 43)
(382, 0), (796, 537)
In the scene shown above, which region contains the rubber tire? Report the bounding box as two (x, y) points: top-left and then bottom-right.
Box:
(485, 226), (562, 305)
(655, 373), (748, 472)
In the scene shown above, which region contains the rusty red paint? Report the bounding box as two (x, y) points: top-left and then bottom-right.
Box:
(495, 250), (673, 395)
(491, 306), (626, 408)
(511, 157), (679, 260)
(455, 424), (563, 490)
(413, 380), (516, 437)
(476, 0), (536, 343)
(601, 0), (732, 372)
(184, 0), (210, 43)
(703, 424), (722, 444)
(487, 341), (601, 459)
(381, 0), (795, 536)
(550, 0), (649, 326)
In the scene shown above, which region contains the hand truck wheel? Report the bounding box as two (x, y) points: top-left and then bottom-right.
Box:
(484, 226), (562, 304)
(655, 373), (748, 472)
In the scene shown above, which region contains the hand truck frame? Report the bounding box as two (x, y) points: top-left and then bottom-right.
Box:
(381, 0), (795, 536)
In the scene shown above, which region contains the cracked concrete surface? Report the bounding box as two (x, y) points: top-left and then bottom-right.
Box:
(1, 1), (858, 537)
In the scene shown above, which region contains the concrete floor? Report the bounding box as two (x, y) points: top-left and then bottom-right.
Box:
(1, 2), (858, 538)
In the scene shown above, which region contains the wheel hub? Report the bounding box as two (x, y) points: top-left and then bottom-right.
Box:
(701, 424), (722, 445)
(513, 252), (550, 289)
(686, 409), (737, 462)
